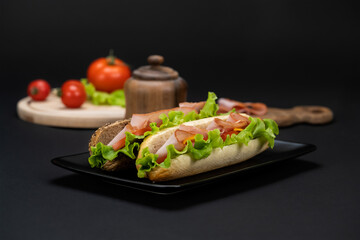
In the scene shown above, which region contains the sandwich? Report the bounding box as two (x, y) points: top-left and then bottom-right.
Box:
(88, 92), (279, 181)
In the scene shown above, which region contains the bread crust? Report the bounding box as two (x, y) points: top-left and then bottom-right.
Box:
(88, 119), (133, 171)
(89, 119), (130, 151)
(136, 114), (269, 182)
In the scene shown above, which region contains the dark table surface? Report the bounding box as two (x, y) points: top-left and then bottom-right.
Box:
(1, 69), (359, 240)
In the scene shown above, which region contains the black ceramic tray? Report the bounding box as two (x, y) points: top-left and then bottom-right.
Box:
(51, 140), (316, 195)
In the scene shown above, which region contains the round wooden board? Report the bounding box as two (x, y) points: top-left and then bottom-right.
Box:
(17, 94), (126, 128)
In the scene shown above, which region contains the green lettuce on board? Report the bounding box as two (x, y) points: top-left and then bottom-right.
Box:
(81, 78), (126, 107)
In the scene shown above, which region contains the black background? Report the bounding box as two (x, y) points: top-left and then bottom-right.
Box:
(1, 0), (358, 100)
(1, 1), (360, 239)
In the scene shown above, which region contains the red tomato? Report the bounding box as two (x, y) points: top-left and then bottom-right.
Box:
(27, 79), (51, 101)
(61, 79), (84, 91)
(61, 80), (87, 108)
(87, 52), (131, 93)
(221, 130), (240, 141)
(112, 138), (126, 151)
(87, 57), (124, 76)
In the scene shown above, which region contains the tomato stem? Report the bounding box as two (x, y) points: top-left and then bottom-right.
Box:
(55, 88), (62, 97)
(30, 87), (39, 95)
(107, 49), (115, 65)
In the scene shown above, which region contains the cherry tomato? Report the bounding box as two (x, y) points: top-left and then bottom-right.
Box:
(87, 51), (131, 93)
(61, 80), (87, 108)
(27, 79), (51, 101)
(61, 79), (84, 91)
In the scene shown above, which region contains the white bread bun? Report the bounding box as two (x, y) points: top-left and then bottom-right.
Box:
(136, 114), (269, 181)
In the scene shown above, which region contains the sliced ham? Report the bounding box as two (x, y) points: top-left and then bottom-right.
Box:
(246, 102), (268, 116)
(218, 98), (246, 111)
(179, 101), (206, 112)
(107, 124), (132, 148)
(227, 112), (251, 124)
(155, 134), (185, 163)
(155, 125), (209, 163)
(174, 125), (208, 143)
(130, 107), (196, 129)
(207, 113), (249, 131)
(218, 98), (268, 116)
(207, 114), (248, 141)
(205, 120), (219, 131)
(213, 118), (248, 131)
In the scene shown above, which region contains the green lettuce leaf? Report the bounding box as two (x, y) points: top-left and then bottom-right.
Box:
(136, 117), (279, 178)
(81, 78), (126, 107)
(108, 89), (126, 106)
(88, 143), (115, 168)
(82, 78), (96, 96)
(135, 148), (159, 178)
(158, 111), (185, 130)
(199, 92), (219, 118)
(158, 110), (200, 130)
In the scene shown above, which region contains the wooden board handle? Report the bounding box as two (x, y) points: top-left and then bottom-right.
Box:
(290, 106), (333, 125)
(261, 105), (334, 127)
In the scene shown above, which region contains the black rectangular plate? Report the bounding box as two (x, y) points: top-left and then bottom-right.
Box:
(51, 140), (316, 195)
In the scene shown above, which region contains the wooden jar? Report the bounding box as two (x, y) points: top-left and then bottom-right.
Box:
(124, 55), (188, 118)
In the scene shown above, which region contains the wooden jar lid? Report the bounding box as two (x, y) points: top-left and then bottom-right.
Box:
(132, 55), (179, 80)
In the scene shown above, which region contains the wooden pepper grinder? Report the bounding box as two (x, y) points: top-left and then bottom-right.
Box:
(124, 55), (188, 118)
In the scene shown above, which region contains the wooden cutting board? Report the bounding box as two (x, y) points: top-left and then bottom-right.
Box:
(17, 94), (125, 128)
(17, 94), (333, 128)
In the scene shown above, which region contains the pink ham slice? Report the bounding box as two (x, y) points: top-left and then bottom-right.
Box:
(155, 125), (209, 163)
(130, 107), (195, 129)
(217, 98), (268, 116)
(207, 113), (251, 141)
(227, 112), (251, 124)
(206, 113), (249, 131)
(154, 134), (185, 164)
(179, 101), (206, 112)
(174, 125), (209, 144)
(107, 124), (132, 148)
(207, 118), (249, 132)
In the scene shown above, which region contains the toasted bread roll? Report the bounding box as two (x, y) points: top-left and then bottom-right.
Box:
(136, 114), (269, 182)
(89, 119), (134, 171)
